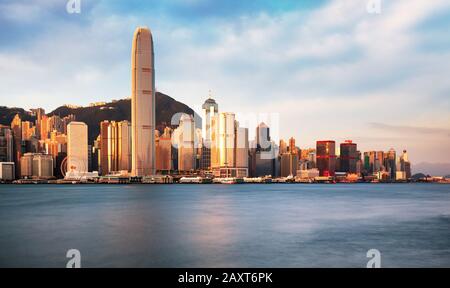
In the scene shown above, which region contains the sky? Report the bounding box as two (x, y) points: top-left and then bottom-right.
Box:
(0, 0), (449, 166)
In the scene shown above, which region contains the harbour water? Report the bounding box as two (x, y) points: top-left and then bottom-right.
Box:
(0, 183), (449, 267)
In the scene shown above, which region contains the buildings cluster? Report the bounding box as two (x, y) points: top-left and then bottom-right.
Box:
(0, 95), (413, 184)
(0, 111), (78, 182)
(0, 26), (413, 183)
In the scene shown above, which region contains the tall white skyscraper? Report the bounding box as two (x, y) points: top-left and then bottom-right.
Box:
(202, 97), (218, 145)
(67, 122), (88, 174)
(218, 112), (236, 167)
(131, 27), (156, 176)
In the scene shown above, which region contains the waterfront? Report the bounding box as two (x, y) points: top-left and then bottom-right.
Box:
(0, 183), (449, 267)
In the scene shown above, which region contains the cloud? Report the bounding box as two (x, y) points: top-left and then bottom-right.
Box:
(368, 123), (450, 137)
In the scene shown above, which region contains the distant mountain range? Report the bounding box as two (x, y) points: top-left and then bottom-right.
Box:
(412, 162), (450, 177)
(0, 92), (201, 144)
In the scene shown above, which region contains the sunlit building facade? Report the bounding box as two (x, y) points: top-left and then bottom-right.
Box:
(131, 27), (156, 176)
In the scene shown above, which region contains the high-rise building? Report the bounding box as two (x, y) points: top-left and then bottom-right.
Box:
(340, 140), (357, 173)
(40, 115), (49, 140)
(99, 120), (132, 175)
(201, 97), (218, 170)
(399, 149), (411, 179)
(66, 122), (88, 176)
(280, 153), (298, 177)
(32, 154), (54, 179)
(0, 162), (15, 181)
(10, 114), (22, 178)
(31, 108), (45, 140)
(21, 121), (34, 141)
(99, 121), (109, 175)
(316, 140), (336, 177)
(117, 121), (132, 172)
(256, 122), (271, 151)
(156, 127), (172, 172)
(20, 153), (53, 179)
(385, 148), (396, 180)
(20, 153), (34, 178)
(174, 114), (196, 172)
(288, 137), (296, 154)
(0, 125), (13, 163)
(218, 112), (236, 168)
(279, 139), (287, 155)
(235, 126), (249, 170)
(202, 97), (218, 145)
(131, 27), (156, 176)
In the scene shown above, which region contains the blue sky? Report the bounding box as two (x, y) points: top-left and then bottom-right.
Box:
(0, 0), (449, 164)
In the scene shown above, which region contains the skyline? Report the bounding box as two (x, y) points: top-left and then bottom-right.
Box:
(0, 0), (449, 165)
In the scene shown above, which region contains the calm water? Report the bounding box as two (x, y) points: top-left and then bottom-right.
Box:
(0, 183), (449, 268)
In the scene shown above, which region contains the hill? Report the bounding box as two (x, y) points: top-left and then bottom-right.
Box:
(1, 92), (201, 144)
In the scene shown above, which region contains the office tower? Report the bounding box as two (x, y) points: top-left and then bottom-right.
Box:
(156, 127), (172, 172)
(20, 153), (34, 178)
(385, 148), (396, 180)
(218, 112), (236, 167)
(100, 121), (132, 175)
(210, 110), (220, 169)
(174, 114), (196, 172)
(235, 126), (249, 170)
(32, 154), (54, 179)
(31, 108), (45, 140)
(99, 121), (109, 175)
(21, 121), (34, 141)
(20, 153), (53, 179)
(316, 140), (336, 177)
(10, 114), (22, 178)
(201, 97), (218, 170)
(40, 115), (49, 140)
(399, 149), (411, 179)
(91, 136), (101, 173)
(0, 162), (15, 181)
(289, 137), (296, 154)
(280, 152), (298, 177)
(256, 122), (271, 151)
(376, 151), (384, 172)
(249, 122), (277, 177)
(340, 140), (357, 173)
(107, 121), (118, 172)
(131, 27), (156, 176)
(0, 125), (13, 163)
(117, 121), (132, 172)
(202, 97), (219, 146)
(279, 139), (287, 155)
(67, 122), (88, 175)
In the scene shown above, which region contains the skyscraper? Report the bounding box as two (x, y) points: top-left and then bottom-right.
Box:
(201, 97), (218, 170)
(0, 125), (13, 163)
(131, 27), (155, 176)
(156, 127), (172, 172)
(340, 140), (357, 173)
(256, 122), (271, 151)
(202, 97), (219, 146)
(235, 126), (249, 170)
(385, 148), (396, 180)
(66, 122), (88, 175)
(316, 140), (336, 177)
(10, 114), (22, 178)
(174, 114), (196, 172)
(218, 112), (236, 167)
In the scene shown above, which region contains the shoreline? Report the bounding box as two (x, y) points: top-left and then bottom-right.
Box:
(0, 181), (448, 185)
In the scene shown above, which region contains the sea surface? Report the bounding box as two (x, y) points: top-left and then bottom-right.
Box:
(0, 183), (449, 268)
